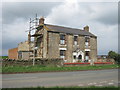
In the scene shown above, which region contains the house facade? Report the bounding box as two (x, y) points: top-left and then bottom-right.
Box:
(31, 17), (97, 63)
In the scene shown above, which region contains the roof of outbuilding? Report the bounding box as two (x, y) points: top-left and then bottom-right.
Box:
(45, 24), (96, 37)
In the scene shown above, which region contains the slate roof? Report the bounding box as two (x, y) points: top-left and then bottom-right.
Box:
(45, 24), (96, 37)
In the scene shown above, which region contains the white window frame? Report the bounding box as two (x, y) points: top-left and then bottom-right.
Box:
(60, 34), (66, 45)
(60, 40), (65, 45)
(60, 50), (66, 59)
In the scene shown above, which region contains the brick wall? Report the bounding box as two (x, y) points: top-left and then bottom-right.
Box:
(8, 48), (18, 59)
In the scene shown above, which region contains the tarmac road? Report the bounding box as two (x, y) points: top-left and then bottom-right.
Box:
(2, 69), (118, 88)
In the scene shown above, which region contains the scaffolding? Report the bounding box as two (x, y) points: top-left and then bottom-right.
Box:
(25, 14), (39, 61)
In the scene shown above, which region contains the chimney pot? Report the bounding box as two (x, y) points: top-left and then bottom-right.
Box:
(39, 16), (45, 25)
(84, 25), (89, 32)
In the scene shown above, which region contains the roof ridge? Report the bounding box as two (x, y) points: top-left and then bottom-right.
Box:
(45, 24), (83, 31)
(44, 24), (96, 37)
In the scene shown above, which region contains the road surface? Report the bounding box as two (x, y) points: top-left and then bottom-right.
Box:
(2, 69), (118, 88)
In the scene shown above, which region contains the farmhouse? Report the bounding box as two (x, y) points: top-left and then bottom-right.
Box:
(8, 17), (97, 63)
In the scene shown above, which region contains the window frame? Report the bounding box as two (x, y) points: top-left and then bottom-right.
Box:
(74, 35), (78, 45)
(60, 50), (66, 59)
(60, 34), (66, 45)
(85, 36), (90, 46)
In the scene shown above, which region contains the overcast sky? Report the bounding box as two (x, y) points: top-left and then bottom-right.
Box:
(1, 0), (118, 56)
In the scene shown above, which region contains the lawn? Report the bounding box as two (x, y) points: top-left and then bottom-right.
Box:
(2, 64), (119, 74)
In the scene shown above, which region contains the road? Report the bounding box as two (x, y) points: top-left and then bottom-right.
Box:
(2, 69), (118, 88)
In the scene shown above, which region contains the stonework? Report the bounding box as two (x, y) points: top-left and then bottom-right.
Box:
(18, 41), (29, 51)
(8, 17), (97, 63)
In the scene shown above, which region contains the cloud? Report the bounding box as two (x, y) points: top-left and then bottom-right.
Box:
(45, 1), (118, 55)
(2, 2), (61, 55)
(2, 18), (28, 55)
(91, 2), (118, 25)
(46, 2), (118, 26)
(2, 2), (61, 24)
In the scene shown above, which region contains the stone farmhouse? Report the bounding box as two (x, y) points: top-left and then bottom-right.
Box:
(8, 17), (97, 63)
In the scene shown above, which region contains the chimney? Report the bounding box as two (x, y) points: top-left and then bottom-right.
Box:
(84, 25), (89, 32)
(39, 16), (45, 25)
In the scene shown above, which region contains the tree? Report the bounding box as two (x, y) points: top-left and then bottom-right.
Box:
(108, 51), (117, 59)
(108, 51), (120, 64)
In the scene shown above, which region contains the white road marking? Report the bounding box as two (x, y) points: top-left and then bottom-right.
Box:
(108, 83), (114, 85)
(88, 83), (97, 85)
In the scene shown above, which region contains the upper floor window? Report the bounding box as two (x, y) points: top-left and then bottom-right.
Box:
(60, 34), (65, 45)
(74, 36), (78, 45)
(85, 36), (90, 46)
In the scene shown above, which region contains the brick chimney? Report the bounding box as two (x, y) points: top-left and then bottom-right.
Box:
(84, 25), (89, 32)
(39, 16), (45, 25)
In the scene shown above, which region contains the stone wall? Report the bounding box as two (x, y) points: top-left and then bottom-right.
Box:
(18, 41), (29, 51)
(78, 35), (85, 51)
(2, 58), (63, 67)
(43, 29), (47, 58)
(46, 32), (97, 63)
(90, 37), (97, 61)
(66, 34), (73, 63)
(47, 32), (60, 58)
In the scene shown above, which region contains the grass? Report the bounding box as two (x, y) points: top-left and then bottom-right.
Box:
(2, 86), (119, 90)
(0, 56), (8, 59)
(2, 64), (119, 73)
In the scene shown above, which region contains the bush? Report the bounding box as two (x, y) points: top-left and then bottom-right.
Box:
(108, 51), (120, 64)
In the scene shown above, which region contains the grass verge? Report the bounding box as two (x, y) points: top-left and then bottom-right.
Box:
(2, 64), (119, 74)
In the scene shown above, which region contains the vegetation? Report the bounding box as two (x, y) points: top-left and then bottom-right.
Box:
(108, 51), (120, 64)
(2, 64), (118, 73)
(0, 56), (8, 59)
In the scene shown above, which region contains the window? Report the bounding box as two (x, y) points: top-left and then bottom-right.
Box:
(74, 36), (78, 45)
(85, 36), (90, 46)
(60, 50), (65, 59)
(18, 51), (22, 59)
(60, 34), (65, 45)
(73, 55), (76, 59)
(35, 36), (43, 48)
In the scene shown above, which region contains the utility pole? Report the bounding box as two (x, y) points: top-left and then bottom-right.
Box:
(28, 18), (31, 60)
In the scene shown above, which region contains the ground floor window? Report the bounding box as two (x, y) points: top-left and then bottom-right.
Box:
(73, 55), (76, 59)
(60, 50), (66, 59)
(18, 51), (22, 59)
(85, 51), (90, 62)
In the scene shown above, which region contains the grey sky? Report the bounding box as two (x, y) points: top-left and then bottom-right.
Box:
(1, 1), (118, 56)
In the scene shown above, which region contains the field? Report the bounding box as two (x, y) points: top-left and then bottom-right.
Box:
(2, 64), (119, 73)
(0, 56), (8, 59)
